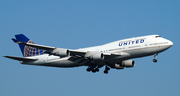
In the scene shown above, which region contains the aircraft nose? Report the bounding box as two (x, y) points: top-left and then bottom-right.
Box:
(167, 40), (173, 47)
(169, 40), (173, 46)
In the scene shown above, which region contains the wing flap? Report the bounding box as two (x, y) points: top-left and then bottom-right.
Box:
(4, 56), (38, 61)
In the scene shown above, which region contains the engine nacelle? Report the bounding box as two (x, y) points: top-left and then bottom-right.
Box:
(114, 63), (125, 69)
(110, 60), (135, 69)
(90, 53), (104, 60)
(121, 60), (135, 67)
(55, 49), (70, 57)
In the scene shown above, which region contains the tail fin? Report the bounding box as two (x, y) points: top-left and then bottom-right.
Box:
(14, 34), (44, 57)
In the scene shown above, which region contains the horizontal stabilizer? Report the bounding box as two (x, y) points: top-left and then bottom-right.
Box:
(4, 56), (38, 61)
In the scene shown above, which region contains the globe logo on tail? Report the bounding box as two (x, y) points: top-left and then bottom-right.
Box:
(24, 40), (44, 57)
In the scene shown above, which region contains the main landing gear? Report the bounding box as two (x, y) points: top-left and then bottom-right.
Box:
(153, 53), (158, 63)
(104, 65), (110, 74)
(86, 64), (99, 73)
(86, 64), (111, 74)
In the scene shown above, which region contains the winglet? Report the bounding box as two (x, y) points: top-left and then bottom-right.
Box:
(12, 38), (19, 43)
(12, 38), (22, 43)
(12, 38), (26, 44)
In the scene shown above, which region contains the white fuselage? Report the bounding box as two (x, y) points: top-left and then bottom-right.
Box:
(21, 35), (173, 67)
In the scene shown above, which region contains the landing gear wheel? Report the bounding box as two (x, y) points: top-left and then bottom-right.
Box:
(86, 68), (91, 72)
(153, 59), (157, 63)
(104, 65), (110, 74)
(95, 68), (99, 72)
(92, 69), (96, 73)
(104, 70), (108, 74)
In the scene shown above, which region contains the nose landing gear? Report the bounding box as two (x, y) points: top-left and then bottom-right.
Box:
(153, 53), (158, 63)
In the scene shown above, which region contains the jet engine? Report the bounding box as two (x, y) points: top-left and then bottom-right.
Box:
(55, 49), (70, 57)
(111, 60), (135, 69)
(90, 53), (104, 60)
(114, 63), (125, 69)
(121, 60), (135, 67)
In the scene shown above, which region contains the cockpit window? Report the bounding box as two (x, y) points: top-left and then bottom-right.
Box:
(155, 36), (161, 38)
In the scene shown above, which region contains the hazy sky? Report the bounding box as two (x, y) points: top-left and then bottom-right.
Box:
(1, 0), (180, 96)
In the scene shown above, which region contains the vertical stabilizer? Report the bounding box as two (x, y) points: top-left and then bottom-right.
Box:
(14, 34), (44, 57)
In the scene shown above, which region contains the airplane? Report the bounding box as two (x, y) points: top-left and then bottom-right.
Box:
(4, 34), (173, 74)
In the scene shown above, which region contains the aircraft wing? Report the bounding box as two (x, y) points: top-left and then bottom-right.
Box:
(12, 38), (127, 57)
(4, 56), (38, 61)
(12, 38), (88, 56)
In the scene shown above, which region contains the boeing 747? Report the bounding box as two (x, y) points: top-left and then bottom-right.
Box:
(4, 34), (173, 74)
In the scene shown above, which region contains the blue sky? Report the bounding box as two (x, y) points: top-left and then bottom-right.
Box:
(1, 0), (180, 96)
